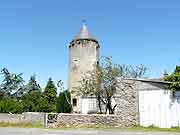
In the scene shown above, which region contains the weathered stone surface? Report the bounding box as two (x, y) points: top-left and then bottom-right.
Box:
(0, 112), (45, 125)
(49, 113), (134, 128)
(114, 79), (139, 127)
(68, 24), (100, 113)
(52, 79), (140, 128)
(50, 114), (121, 127)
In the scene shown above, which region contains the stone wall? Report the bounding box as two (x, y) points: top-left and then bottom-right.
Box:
(114, 79), (139, 126)
(0, 112), (45, 125)
(49, 113), (133, 128)
(50, 79), (141, 128)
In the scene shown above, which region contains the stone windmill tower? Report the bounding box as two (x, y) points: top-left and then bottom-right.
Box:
(68, 22), (100, 113)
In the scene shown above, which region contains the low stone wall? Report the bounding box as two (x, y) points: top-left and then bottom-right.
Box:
(49, 113), (137, 128)
(22, 112), (45, 124)
(0, 113), (21, 122)
(0, 112), (45, 125)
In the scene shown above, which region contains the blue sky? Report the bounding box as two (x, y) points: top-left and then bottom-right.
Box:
(0, 0), (180, 88)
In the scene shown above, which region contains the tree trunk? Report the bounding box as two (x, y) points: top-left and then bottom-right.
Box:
(97, 96), (102, 113)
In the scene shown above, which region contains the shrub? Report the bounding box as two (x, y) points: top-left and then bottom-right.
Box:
(0, 97), (23, 113)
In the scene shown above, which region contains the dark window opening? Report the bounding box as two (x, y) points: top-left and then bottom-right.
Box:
(73, 98), (77, 106)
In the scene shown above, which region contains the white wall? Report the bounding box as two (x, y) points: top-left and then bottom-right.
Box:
(81, 97), (97, 114)
(139, 90), (180, 128)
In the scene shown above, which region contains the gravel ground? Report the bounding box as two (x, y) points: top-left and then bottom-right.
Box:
(0, 128), (180, 135)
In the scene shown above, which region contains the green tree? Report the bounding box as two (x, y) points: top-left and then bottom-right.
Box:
(0, 97), (23, 113)
(21, 75), (45, 112)
(24, 75), (41, 93)
(0, 68), (24, 97)
(21, 91), (48, 112)
(57, 90), (72, 113)
(100, 57), (146, 114)
(164, 65), (180, 92)
(43, 78), (57, 112)
(77, 56), (147, 114)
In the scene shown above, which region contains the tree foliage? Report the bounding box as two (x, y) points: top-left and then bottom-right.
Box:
(57, 90), (72, 113)
(21, 91), (48, 112)
(19, 75), (49, 112)
(0, 67), (75, 114)
(24, 75), (41, 93)
(56, 80), (72, 113)
(164, 65), (180, 92)
(0, 68), (24, 97)
(43, 78), (57, 112)
(0, 97), (23, 113)
(77, 56), (147, 114)
(100, 57), (146, 114)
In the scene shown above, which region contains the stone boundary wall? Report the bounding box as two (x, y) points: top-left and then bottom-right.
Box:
(0, 112), (45, 125)
(49, 113), (137, 128)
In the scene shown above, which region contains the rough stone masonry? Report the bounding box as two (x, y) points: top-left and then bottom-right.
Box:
(114, 79), (139, 127)
(49, 79), (139, 128)
(48, 113), (134, 128)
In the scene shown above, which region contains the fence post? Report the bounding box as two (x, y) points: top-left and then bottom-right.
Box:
(44, 113), (48, 128)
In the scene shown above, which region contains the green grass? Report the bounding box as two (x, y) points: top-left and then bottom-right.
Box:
(0, 121), (43, 128)
(49, 124), (180, 132)
(128, 125), (180, 132)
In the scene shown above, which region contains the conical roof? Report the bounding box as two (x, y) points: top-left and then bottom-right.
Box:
(73, 23), (97, 42)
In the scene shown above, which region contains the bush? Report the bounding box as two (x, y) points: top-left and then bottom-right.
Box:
(21, 91), (49, 112)
(0, 97), (23, 113)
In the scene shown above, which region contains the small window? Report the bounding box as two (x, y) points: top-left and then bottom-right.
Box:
(73, 98), (77, 106)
